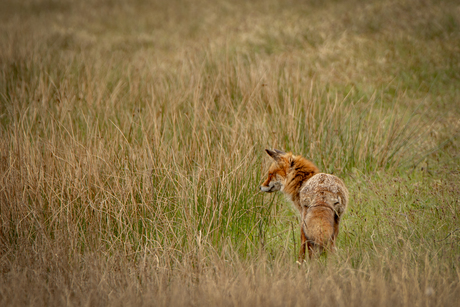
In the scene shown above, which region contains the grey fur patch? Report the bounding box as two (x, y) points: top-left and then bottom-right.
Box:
(299, 173), (349, 217)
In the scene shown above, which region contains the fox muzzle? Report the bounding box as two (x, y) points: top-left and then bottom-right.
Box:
(260, 185), (272, 192)
(260, 181), (281, 193)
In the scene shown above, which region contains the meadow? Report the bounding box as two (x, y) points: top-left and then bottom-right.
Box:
(1, 0), (459, 305)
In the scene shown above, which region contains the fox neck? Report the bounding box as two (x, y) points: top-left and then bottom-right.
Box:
(282, 156), (319, 212)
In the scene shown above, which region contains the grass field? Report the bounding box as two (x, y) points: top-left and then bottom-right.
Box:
(1, 0), (460, 305)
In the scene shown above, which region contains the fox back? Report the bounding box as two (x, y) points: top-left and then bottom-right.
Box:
(300, 173), (349, 219)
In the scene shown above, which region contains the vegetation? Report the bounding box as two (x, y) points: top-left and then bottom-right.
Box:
(1, 0), (459, 305)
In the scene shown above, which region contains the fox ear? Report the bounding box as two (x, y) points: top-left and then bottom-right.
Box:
(289, 156), (295, 167)
(274, 149), (286, 155)
(265, 149), (284, 161)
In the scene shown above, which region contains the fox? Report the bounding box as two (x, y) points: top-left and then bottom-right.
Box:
(260, 149), (349, 261)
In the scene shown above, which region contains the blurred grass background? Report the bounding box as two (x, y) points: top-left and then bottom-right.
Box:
(1, 0), (459, 305)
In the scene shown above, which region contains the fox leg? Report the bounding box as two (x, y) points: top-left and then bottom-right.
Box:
(298, 227), (307, 262)
(330, 223), (340, 252)
(330, 237), (336, 252)
(307, 241), (314, 259)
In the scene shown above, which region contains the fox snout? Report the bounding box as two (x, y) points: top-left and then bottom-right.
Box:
(260, 181), (281, 192)
(260, 185), (271, 192)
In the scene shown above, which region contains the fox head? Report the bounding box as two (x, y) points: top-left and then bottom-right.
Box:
(260, 149), (320, 196)
(260, 149), (293, 193)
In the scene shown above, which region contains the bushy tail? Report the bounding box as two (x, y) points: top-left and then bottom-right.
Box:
(303, 207), (335, 257)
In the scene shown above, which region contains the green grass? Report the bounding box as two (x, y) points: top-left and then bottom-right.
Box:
(1, 0), (459, 305)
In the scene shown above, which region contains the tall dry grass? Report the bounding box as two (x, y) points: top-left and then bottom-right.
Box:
(1, 0), (459, 305)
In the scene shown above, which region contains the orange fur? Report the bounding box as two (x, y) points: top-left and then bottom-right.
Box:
(260, 150), (319, 212)
(302, 206), (335, 257)
(260, 149), (348, 261)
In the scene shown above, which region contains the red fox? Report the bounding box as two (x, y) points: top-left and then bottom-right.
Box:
(260, 149), (349, 261)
